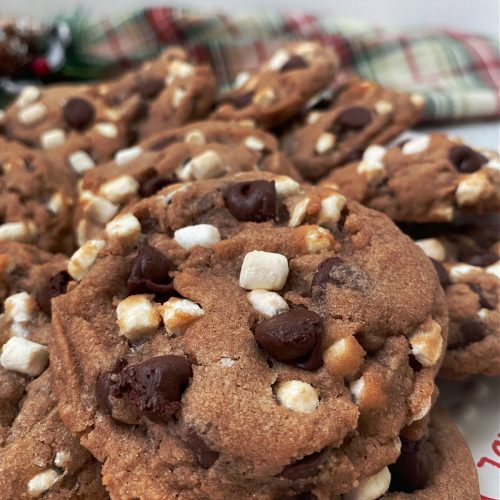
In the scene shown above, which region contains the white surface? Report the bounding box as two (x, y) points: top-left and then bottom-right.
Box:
(418, 122), (500, 150)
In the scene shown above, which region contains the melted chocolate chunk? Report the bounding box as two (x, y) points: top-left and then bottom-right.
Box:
(449, 145), (488, 173)
(429, 258), (450, 288)
(35, 270), (71, 316)
(127, 245), (175, 296)
(469, 284), (496, 310)
(185, 431), (220, 468)
(389, 437), (430, 493)
(63, 98), (96, 130)
(330, 106), (372, 139)
(459, 249), (498, 268)
(449, 318), (487, 350)
(254, 309), (323, 371)
(311, 257), (369, 294)
(138, 168), (172, 197)
(280, 450), (327, 480)
(281, 55), (308, 72)
(229, 90), (255, 109)
(112, 355), (192, 422)
(136, 78), (164, 99)
(225, 180), (277, 222)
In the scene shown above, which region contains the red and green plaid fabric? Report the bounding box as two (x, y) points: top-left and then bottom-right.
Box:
(63, 7), (500, 122)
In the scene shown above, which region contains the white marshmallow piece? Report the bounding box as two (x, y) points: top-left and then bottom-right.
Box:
(116, 294), (160, 340)
(68, 239), (105, 281)
(288, 197), (311, 227)
(114, 146), (142, 166)
(18, 102), (47, 125)
(247, 289), (289, 317)
(188, 150), (227, 180)
(239, 251), (289, 291)
(0, 337), (49, 376)
(161, 297), (205, 335)
(17, 85), (40, 107)
(402, 135), (430, 155)
(268, 49), (290, 71)
(27, 469), (59, 497)
(315, 132), (336, 155)
(410, 320), (443, 367)
(415, 238), (446, 262)
(244, 136), (265, 151)
(455, 172), (490, 206)
(275, 380), (319, 413)
(350, 376), (365, 405)
(5, 292), (37, 323)
(82, 194), (119, 225)
(184, 129), (206, 145)
(169, 60), (194, 79)
(172, 88), (187, 109)
(99, 175), (139, 204)
(46, 192), (64, 215)
(94, 122), (118, 139)
(174, 224), (221, 249)
(357, 145), (387, 182)
(344, 467), (391, 500)
(448, 263), (481, 283)
(40, 128), (65, 149)
(486, 261), (500, 279)
(273, 176), (300, 198)
(68, 151), (96, 175)
(105, 214), (141, 247)
(234, 71), (251, 88)
(54, 451), (71, 468)
(318, 193), (346, 225)
(0, 221), (36, 243)
(374, 100), (393, 115)
(304, 226), (333, 253)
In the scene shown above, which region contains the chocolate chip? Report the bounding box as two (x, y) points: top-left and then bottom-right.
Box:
(138, 168), (172, 197)
(35, 270), (71, 316)
(95, 372), (114, 415)
(254, 309), (323, 371)
(127, 245), (175, 296)
(63, 98), (96, 130)
(229, 90), (255, 109)
(311, 257), (369, 294)
(429, 258), (449, 287)
(389, 437), (430, 492)
(459, 250), (498, 268)
(280, 450), (327, 480)
(112, 355), (192, 422)
(225, 180), (277, 222)
(281, 55), (308, 72)
(449, 145), (488, 173)
(460, 319), (487, 346)
(334, 106), (372, 134)
(469, 284), (496, 310)
(136, 78), (164, 99)
(185, 431), (220, 468)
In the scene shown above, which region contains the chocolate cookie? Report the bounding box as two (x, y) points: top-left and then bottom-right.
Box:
(322, 134), (500, 222)
(0, 242), (107, 499)
(213, 41), (339, 129)
(283, 77), (424, 180)
(51, 172), (447, 498)
(2, 48), (216, 170)
(0, 137), (76, 253)
(408, 225), (499, 378)
(75, 121), (301, 244)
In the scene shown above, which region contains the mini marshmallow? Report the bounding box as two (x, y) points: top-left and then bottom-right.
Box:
(344, 467), (391, 500)
(185, 129), (206, 145)
(68, 239), (105, 281)
(363, 144), (386, 164)
(82, 194), (119, 225)
(240, 251), (289, 291)
(304, 226), (333, 253)
(17, 85), (40, 107)
(275, 380), (319, 413)
(253, 87), (276, 107)
(273, 176), (300, 198)
(486, 261), (500, 279)
(54, 451), (71, 468)
(27, 469), (59, 497)
(486, 158), (500, 171)
(116, 294), (160, 340)
(247, 289), (289, 317)
(323, 336), (365, 378)
(449, 263), (481, 283)
(114, 146), (142, 166)
(94, 122), (118, 139)
(415, 238), (446, 262)
(5, 292), (37, 323)
(40, 128), (65, 149)
(99, 175), (139, 204)
(315, 132), (336, 155)
(172, 88), (187, 109)
(188, 150), (227, 180)
(68, 151), (96, 175)
(234, 71), (251, 88)
(455, 172), (490, 206)
(218, 357), (236, 367)
(410, 320), (443, 367)
(169, 60), (194, 79)
(288, 197), (311, 227)
(318, 193), (346, 225)
(18, 102), (47, 125)
(374, 100), (394, 115)
(244, 136), (265, 151)
(176, 162), (193, 181)
(161, 297), (204, 335)
(402, 135), (430, 155)
(268, 49), (290, 71)
(410, 93), (425, 108)
(105, 214), (141, 247)
(46, 192), (64, 215)
(350, 376), (365, 405)
(357, 146), (386, 183)
(174, 224), (221, 249)
(306, 111), (321, 124)
(0, 337), (49, 376)
(0, 221), (36, 243)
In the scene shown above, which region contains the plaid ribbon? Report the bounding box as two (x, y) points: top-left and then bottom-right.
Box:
(61, 7), (500, 122)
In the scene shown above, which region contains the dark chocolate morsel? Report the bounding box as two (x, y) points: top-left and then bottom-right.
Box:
(449, 145), (488, 173)
(254, 309), (323, 371)
(460, 250), (498, 268)
(335, 107), (372, 130)
(229, 90), (255, 109)
(280, 450), (327, 480)
(389, 437), (430, 493)
(280, 55), (308, 72)
(35, 270), (71, 316)
(225, 180), (277, 222)
(458, 319), (487, 348)
(137, 78), (164, 99)
(139, 168), (172, 197)
(113, 355), (192, 422)
(469, 284), (496, 310)
(127, 245), (175, 296)
(63, 98), (96, 130)
(429, 258), (450, 288)
(311, 257), (369, 294)
(185, 431), (220, 468)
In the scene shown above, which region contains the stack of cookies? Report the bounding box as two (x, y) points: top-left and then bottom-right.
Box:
(0, 41), (496, 499)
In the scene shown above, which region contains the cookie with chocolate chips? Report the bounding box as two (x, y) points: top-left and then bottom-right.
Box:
(322, 133), (500, 222)
(283, 77), (424, 180)
(0, 242), (107, 499)
(406, 224), (499, 378)
(213, 41), (339, 129)
(51, 171), (447, 499)
(0, 137), (76, 253)
(75, 120), (301, 245)
(2, 48), (216, 172)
